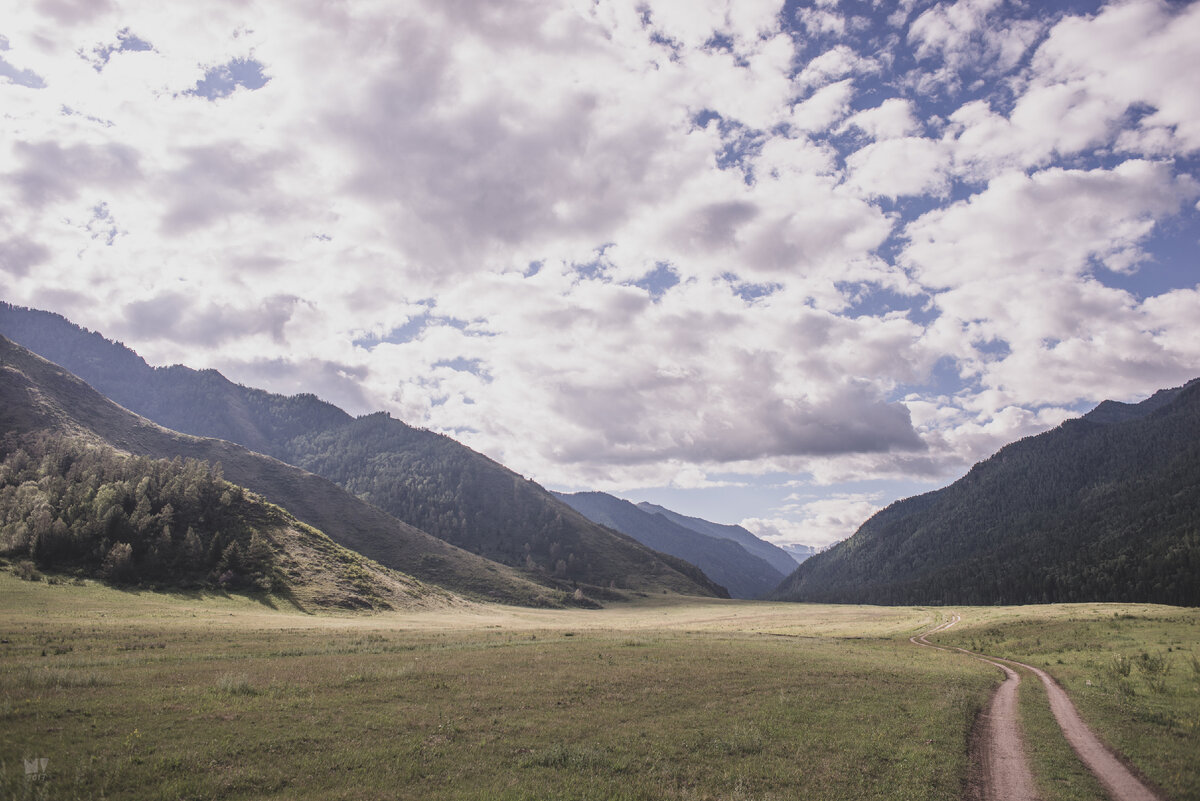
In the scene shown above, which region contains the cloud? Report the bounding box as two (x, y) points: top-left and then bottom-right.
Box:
(902, 159), (1200, 412)
(346, 268), (934, 488)
(844, 137), (950, 198)
(0, 236), (50, 277)
(795, 44), (878, 90)
(907, 0), (1042, 93)
(945, 0), (1200, 178)
(1033, 0), (1200, 155)
(902, 160), (1197, 290)
(0, 0), (1197, 521)
(742, 491), (884, 548)
(841, 98), (921, 140)
(7, 141), (141, 207)
(789, 78), (856, 133)
(158, 143), (296, 234)
(35, 0), (114, 26)
(120, 292), (300, 348)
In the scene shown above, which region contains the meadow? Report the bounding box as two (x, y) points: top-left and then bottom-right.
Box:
(935, 605), (1200, 801)
(1, 575), (1197, 800)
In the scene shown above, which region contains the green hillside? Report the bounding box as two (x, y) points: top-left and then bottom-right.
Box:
(0, 431), (447, 610)
(0, 304), (726, 599)
(771, 380), (1200, 606)
(0, 334), (561, 606)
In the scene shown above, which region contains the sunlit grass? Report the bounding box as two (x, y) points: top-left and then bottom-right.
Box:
(3, 575), (1196, 800)
(0, 574), (990, 800)
(933, 603), (1200, 801)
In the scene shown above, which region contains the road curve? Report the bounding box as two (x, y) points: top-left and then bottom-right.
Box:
(992, 654), (1163, 801)
(913, 616), (1040, 801)
(914, 615), (1165, 801)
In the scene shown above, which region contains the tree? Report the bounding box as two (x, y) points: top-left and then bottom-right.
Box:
(101, 542), (135, 584)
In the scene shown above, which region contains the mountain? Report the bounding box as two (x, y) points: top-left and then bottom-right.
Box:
(0, 334), (562, 606)
(0, 305), (727, 600)
(770, 380), (1200, 606)
(635, 502), (800, 577)
(0, 430), (455, 611)
(780, 543), (817, 565)
(554, 492), (785, 599)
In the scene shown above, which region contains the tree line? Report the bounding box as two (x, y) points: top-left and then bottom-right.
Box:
(0, 432), (276, 589)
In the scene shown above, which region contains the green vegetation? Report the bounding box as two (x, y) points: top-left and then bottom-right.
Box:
(1, 432), (275, 590)
(276, 414), (726, 598)
(0, 577), (996, 801)
(0, 334), (567, 608)
(2, 580), (1198, 800)
(774, 380), (1200, 606)
(935, 604), (1200, 801)
(0, 432), (453, 611)
(0, 305), (727, 600)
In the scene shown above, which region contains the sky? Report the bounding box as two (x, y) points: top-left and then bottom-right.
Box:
(2, 0), (1199, 549)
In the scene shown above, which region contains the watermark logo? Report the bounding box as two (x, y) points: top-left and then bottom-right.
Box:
(23, 757), (48, 781)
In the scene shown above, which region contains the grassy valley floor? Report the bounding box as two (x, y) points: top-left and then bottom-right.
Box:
(1, 575), (1196, 800)
(934, 604), (1200, 801)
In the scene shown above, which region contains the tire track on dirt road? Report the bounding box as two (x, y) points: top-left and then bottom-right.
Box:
(913, 616), (1039, 801)
(914, 615), (1164, 801)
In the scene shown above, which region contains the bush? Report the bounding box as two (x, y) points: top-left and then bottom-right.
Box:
(216, 673), (257, 696)
(12, 560), (41, 582)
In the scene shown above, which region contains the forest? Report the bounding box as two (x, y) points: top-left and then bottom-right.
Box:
(773, 381), (1200, 607)
(0, 432), (275, 590)
(0, 304), (723, 598)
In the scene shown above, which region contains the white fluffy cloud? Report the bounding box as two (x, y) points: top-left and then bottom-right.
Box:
(841, 98), (922, 141)
(1, 0), (1197, 547)
(903, 160), (1197, 289)
(844, 136), (950, 198)
(945, 0), (1200, 178)
(907, 0), (1042, 93)
(742, 491), (885, 548)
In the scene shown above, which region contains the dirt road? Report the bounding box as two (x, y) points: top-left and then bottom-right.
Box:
(914, 615), (1164, 801)
(994, 653), (1162, 801)
(912, 617), (1039, 801)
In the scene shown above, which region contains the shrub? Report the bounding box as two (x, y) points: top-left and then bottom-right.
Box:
(216, 673), (257, 696)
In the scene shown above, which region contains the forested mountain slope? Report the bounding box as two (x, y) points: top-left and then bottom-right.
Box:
(0, 335), (560, 606)
(770, 380), (1200, 606)
(555, 491), (785, 599)
(0, 431), (450, 610)
(0, 305), (726, 599)
(635, 502), (800, 575)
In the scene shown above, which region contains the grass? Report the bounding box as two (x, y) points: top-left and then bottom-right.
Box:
(933, 603), (1200, 801)
(0, 629), (991, 800)
(0, 575), (993, 800)
(1014, 663), (1107, 801)
(2, 576), (1197, 800)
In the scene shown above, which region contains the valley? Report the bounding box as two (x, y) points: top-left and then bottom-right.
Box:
(2, 575), (1196, 800)
(2, 308), (1197, 799)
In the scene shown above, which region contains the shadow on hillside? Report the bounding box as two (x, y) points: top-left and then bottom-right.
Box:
(114, 583), (315, 613)
(21, 567), (313, 613)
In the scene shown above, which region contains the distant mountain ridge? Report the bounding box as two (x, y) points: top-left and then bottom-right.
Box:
(0, 335), (548, 606)
(635, 502), (800, 576)
(780, 543), (817, 564)
(0, 304), (727, 600)
(555, 491), (784, 599)
(770, 379), (1200, 606)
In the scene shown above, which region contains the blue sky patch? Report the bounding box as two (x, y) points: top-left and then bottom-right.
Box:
(189, 57), (269, 100)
